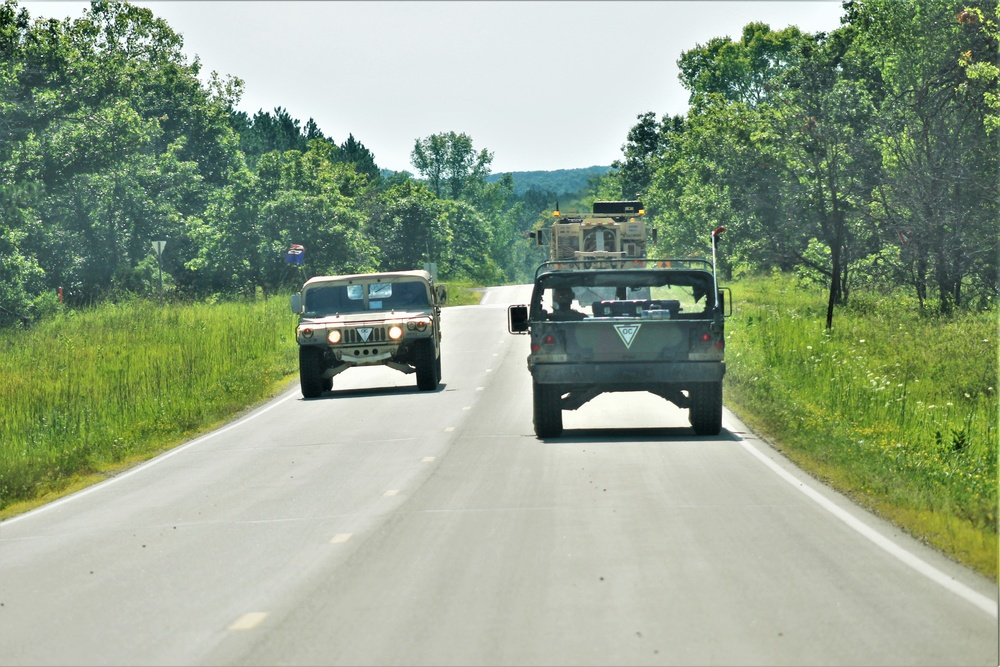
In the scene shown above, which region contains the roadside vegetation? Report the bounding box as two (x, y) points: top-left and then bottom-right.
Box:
(0, 296), (299, 517)
(0, 284), (482, 519)
(724, 275), (998, 578)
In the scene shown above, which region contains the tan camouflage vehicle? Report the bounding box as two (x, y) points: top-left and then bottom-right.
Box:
(531, 200), (655, 264)
(290, 270), (447, 397)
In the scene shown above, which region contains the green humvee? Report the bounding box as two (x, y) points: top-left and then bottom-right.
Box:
(508, 230), (730, 437)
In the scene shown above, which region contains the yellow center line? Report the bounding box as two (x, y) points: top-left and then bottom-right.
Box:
(228, 612), (268, 631)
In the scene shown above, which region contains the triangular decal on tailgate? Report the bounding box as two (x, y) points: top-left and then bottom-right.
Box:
(614, 323), (641, 349)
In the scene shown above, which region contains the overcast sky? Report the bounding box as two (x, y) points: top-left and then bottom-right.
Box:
(22, 1), (846, 174)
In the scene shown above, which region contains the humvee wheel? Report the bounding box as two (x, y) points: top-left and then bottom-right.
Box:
(532, 381), (563, 438)
(299, 346), (325, 398)
(415, 339), (440, 391)
(689, 382), (723, 436)
(322, 377), (333, 392)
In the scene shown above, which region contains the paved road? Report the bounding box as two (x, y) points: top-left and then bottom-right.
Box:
(1, 286), (996, 666)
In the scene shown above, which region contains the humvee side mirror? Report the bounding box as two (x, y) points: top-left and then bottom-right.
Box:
(508, 305), (529, 334)
(435, 284), (448, 305)
(719, 287), (733, 317)
(290, 293), (303, 314)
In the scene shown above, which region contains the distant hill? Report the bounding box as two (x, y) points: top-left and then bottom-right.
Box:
(381, 165), (614, 197)
(486, 165), (613, 196)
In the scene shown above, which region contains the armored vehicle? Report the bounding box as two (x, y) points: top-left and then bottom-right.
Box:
(509, 228), (730, 437)
(531, 200), (655, 265)
(290, 270), (447, 397)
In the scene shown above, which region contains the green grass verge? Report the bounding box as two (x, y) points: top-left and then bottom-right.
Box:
(723, 274), (998, 579)
(0, 295), (300, 517)
(441, 280), (487, 306)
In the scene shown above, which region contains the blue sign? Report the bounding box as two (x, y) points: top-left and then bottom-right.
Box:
(285, 244), (305, 264)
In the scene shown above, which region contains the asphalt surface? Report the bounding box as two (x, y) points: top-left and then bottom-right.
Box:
(0, 285), (996, 666)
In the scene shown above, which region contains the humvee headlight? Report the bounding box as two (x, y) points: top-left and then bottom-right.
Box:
(406, 319), (430, 331)
(327, 329), (342, 344)
(300, 327), (314, 339)
(388, 325), (403, 340)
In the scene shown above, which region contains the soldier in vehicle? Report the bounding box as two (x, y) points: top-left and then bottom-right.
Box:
(548, 287), (587, 321)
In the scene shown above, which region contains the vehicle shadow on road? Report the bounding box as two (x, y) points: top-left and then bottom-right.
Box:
(539, 427), (741, 444)
(301, 383), (449, 400)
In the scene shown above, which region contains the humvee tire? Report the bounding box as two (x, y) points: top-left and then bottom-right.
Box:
(415, 339), (439, 391)
(689, 382), (723, 435)
(299, 346), (325, 398)
(532, 381), (563, 438)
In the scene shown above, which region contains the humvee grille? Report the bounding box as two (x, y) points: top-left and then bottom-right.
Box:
(344, 326), (387, 344)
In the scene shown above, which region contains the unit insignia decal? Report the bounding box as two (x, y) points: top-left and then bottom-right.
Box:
(614, 324), (641, 349)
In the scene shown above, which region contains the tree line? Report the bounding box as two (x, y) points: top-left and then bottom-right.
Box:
(2, 0), (996, 329)
(0, 0), (553, 322)
(601, 0), (998, 325)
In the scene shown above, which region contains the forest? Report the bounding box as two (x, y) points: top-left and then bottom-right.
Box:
(603, 0), (998, 327)
(1, 0), (997, 327)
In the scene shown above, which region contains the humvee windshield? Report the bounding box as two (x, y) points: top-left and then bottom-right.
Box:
(304, 280), (430, 316)
(532, 269), (716, 321)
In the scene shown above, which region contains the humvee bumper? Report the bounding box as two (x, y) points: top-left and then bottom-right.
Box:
(530, 361), (725, 385)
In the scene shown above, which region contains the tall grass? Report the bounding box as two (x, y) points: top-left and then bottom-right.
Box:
(0, 296), (298, 510)
(725, 275), (998, 578)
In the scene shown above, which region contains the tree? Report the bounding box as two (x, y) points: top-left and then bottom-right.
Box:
(678, 22), (808, 107)
(410, 131), (493, 200)
(848, 0), (999, 312)
(610, 111), (684, 201)
(337, 133), (380, 181)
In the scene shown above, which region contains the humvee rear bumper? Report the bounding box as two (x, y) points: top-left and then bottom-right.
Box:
(530, 361), (725, 385)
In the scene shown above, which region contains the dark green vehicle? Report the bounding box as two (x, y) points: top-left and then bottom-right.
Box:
(508, 229), (731, 438)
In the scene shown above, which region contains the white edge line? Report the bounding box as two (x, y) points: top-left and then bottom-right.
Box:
(738, 437), (998, 619)
(2, 389), (301, 526)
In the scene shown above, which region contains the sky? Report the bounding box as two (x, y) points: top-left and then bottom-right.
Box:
(21, 1), (846, 175)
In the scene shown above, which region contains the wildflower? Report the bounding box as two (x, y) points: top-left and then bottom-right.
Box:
(859, 339), (866, 343)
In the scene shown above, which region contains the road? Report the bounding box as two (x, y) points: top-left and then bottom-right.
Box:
(0, 285), (996, 666)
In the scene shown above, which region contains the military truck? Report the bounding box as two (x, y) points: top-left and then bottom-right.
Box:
(290, 270), (447, 397)
(531, 200), (655, 265)
(508, 228), (730, 437)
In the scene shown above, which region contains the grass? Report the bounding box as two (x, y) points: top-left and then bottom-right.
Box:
(441, 279), (487, 306)
(0, 295), (300, 517)
(723, 274), (998, 579)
